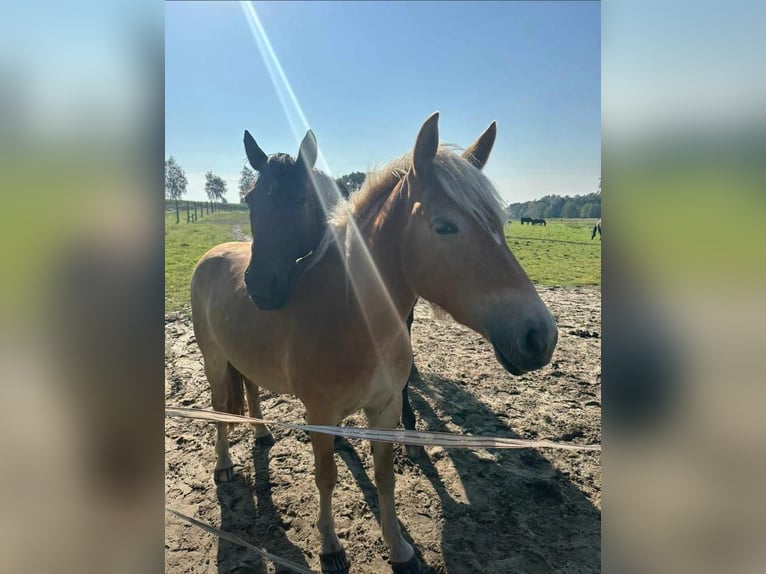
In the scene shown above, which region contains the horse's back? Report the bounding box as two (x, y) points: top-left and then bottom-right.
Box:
(192, 241), (250, 296)
(191, 242), (250, 337)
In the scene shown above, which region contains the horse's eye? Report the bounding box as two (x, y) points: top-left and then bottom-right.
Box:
(296, 196), (308, 207)
(433, 219), (459, 235)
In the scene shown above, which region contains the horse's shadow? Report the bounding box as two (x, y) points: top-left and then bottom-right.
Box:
(215, 373), (599, 573)
(400, 371), (601, 573)
(334, 437), (428, 569)
(216, 442), (311, 574)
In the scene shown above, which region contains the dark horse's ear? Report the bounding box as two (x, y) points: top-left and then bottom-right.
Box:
(297, 130), (318, 170)
(412, 112), (440, 178)
(462, 121), (497, 170)
(244, 130), (268, 171)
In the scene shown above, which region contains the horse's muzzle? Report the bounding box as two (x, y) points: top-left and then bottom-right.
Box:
(244, 266), (290, 310)
(487, 310), (558, 375)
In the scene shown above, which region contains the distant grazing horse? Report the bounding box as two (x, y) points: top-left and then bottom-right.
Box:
(191, 113), (558, 573)
(532, 218), (547, 226)
(592, 218), (601, 240)
(520, 216), (532, 225)
(240, 128), (426, 456)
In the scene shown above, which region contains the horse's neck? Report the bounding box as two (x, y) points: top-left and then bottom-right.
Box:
(355, 228), (412, 312)
(332, 192), (416, 324)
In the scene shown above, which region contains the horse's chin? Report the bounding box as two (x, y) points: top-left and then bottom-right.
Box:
(492, 342), (525, 376)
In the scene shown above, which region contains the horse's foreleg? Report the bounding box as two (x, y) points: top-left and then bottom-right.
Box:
(365, 400), (421, 573)
(243, 377), (274, 446)
(213, 422), (234, 482)
(309, 427), (349, 573)
(206, 356), (236, 482)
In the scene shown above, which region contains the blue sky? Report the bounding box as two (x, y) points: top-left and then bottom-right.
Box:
(166, 1), (600, 203)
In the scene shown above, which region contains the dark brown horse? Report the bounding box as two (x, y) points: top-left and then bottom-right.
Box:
(241, 129), (428, 454)
(191, 113), (558, 573)
(241, 129), (337, 310)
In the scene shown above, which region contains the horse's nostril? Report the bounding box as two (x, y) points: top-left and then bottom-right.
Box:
(525, 328), (544, 356)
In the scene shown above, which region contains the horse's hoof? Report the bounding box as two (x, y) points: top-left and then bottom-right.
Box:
(255, 433), (275, 447)
(319, 549), (350, 574)
(405, 444), (426, 459)
(214, 466), (235, 483)
(391, 554), (423, 574)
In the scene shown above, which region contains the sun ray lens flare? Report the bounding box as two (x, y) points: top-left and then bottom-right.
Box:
(239, 1), (410, 386)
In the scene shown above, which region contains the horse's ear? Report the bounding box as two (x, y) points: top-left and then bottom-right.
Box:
(244, 130), (268, 172)
(297, 130), (318, 170)
(462, 121), (496, 170)
(412, 112), (440, 178)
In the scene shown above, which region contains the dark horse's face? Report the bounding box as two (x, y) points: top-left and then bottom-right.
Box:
(242, 130), (325, 310)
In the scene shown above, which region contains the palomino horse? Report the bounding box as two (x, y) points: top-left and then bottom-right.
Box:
(191, 113), (558, 573)
(241, 128), (430, 456)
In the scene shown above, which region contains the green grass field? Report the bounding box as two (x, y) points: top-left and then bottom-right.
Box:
(504, 219), (601, 286)
(165, 214), (601, 313)
(165, 210), (251, 313)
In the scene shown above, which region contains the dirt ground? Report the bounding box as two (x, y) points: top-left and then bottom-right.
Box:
(165, 286), (601, 573)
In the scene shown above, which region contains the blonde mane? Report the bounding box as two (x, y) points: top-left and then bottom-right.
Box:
(311, 144), (508, 266)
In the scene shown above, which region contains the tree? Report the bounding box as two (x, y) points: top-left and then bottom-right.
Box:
(336, 171), (366, 193)
(165, 156), (187, 223)
(165, 156), (187, 200)
(238, 162), (257, 203)
(205, 171), (227, 203)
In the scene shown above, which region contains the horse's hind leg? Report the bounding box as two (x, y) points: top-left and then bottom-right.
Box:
(243, 377), (274, 446)
(402, 307), (425, 459)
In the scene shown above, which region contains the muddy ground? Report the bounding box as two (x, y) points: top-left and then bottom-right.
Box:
(165, 286), (601, 573)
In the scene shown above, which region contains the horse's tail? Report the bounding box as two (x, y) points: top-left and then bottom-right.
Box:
(225, 362), (246, 417)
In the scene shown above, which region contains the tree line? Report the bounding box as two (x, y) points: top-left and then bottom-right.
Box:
(236, 167), (366, 202)
(165, 156), (231, 204)
(507, 179), (601, 219)
(170, 154), (601, 221)
(167, 156), (368, 207)
(507, 192), (601, 220)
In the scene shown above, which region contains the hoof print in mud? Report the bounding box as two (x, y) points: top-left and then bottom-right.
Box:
(568, 328), (599, 339)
